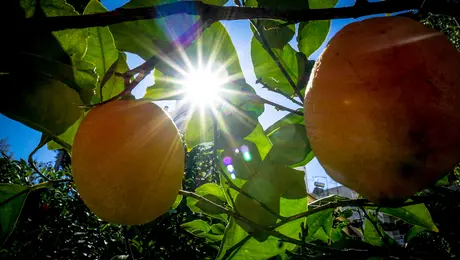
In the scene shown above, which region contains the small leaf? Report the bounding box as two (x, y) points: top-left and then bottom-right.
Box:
(265, 110), (305, 135)
(266, 124), (311, 166)
(306, 208), (334, 243)
(181, 219), (211, 234)
(251, 37), (307, 97)
(297, 20), (331, 58)
(211, 223), (226, 235)
(405, 225), (428, 243)
(380, 203), (438, 232)
(83, 0), (119, 90)
(185, 111), (214, 152)
(0, 184), (31, 244)
(186, 183), (228, 221)
(256, 20), (295, 49)
(363, 217), (384, 247)
(172, 195), (182, 210)
(110, 255), (129, 260)
(244, 123), (273, 161)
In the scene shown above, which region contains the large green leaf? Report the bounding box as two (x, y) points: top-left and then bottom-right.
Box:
(297, 20), (331, 58)
(185, 110), (214, 151)
(2, 77), (84, 137)
(235, 177), (281, 241)
(380, 203), (438, 232)
(109, 0), (176, 60)
(186, 183), (228, 222)
(1, 0), (93, 137)
(297, 0), (337, 58)
(256, 20), (295, 49)
(83, 0), (119, 102)
(363, 217), (384, 247)
(266, 124), (311, 166)
(265, 109), (305, 135)
(244, 123), (273, 161)
(306, 208), (334, 243)
(251, 36), (308, 97)
(0, 184), (31, 244)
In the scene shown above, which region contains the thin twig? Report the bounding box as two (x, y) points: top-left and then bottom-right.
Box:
(26, 0), (459, 31)
(256, 78), (304, 106)
(251, 20), (304, 101)
(271, 199), (420, 229)
(255, 94), (304, 116)
(28, 135), (51, 182)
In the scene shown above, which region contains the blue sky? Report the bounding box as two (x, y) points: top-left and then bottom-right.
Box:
(0, 0), (366, 191)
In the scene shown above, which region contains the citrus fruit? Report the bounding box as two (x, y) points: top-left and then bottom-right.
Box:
(72, 100), (184, 225)
(305, 17), (460, 201)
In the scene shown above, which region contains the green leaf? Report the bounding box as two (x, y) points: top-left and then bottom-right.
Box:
(306, 208), (334, 243)
(363, 210), (397, 247)
(308, 0), (338, 9)
(83, 0), (119, 102)
(256, 20), (295, 49)
(144, 70), (183, 101)
(380, 203), (438, 232)
(266, 124), (311, 166)
(211, 223), (226, 235)
(47, 114), (84, 152)
(1, 77), (84, 137)
(109, 0), (174, 60)
(0, 184), (31, 244)
(244, 123), (273, 161)
(297, 20), (331, 58)
(186, 183), (228, 222)
(405, 225), (428, 243)
(265, 109), (305, 135)
(95, 52), (129, 103)
(181, 220), (224, 242)
(2, 0), (92, 137)
(181, 219), (211, 234)
(251, 36), (307, 97)
(185, 110), (214, 152)
(363, 217), (384, 247)
(172, 195), (182, 210)
(235, 177), (281, 240)
(110, 255), (129, 260)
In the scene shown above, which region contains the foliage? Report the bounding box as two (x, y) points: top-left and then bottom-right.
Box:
(0, 0), (459, 259)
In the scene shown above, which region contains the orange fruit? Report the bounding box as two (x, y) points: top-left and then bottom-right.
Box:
(305, 17), (460, 201)
(72, 100), (184, 225)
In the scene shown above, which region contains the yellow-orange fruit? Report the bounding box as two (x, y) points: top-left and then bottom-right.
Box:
(305, 17), (460, 201)
(72, 100), (184, 225)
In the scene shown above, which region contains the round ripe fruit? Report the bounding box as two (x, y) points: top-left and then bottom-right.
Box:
(72, 100), (184, 225)
(305, 17), (460, 202)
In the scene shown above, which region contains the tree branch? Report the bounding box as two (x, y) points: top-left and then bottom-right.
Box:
(270, 198), (420, 229)
(26, 0), (459, 32)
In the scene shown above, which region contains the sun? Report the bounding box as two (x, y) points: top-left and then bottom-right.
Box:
(182, 67), (227, 108)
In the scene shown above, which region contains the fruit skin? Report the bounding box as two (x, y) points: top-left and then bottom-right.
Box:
(304, 17), (460, 202)
(72, 100), (184, 225)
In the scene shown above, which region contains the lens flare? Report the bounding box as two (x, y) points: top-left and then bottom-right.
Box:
(222, 156), (232, 166)
(226, 164), (235, 173)
(182, 68), (226, 108)
(243, 152), (252, 162)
